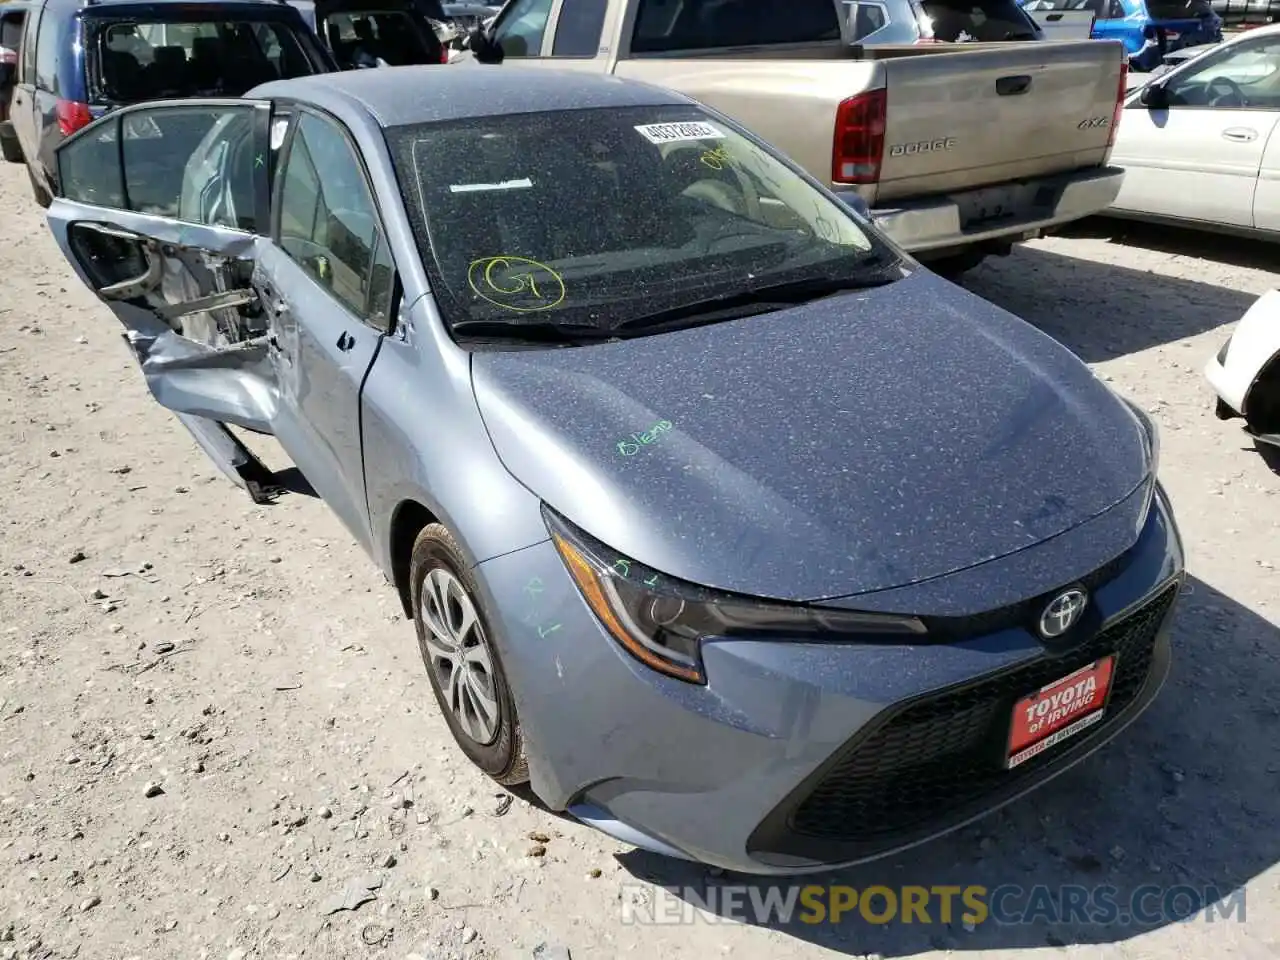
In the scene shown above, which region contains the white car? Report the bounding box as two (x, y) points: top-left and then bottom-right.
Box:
(1108, 23), (1280, 239)
(1206, 290), (1280, 451)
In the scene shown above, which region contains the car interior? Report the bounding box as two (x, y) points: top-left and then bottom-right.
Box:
(915, 0), (1041, 41)
(412, 118), (833, 317)
(321, 11), (435, 68)
(93, 18), (313, 101)
(1164, 38), (1280, 106)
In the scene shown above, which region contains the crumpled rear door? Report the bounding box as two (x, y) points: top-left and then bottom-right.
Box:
(45, 98), (290, 502)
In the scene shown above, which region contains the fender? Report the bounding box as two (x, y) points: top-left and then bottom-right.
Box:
(1205, 289), (1280, 421)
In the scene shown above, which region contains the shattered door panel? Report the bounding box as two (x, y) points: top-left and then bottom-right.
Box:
(65, 219), (279, 434)
(46, 99), (294, 501)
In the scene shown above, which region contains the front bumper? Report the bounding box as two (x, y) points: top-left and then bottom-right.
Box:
(1205, 289), (1280, 448)
(855, 166), (1125, 255)
(475, 484), (1182, 875)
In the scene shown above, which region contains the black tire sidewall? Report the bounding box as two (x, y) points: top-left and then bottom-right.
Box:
(0, 133), (22, 164)
(28, 166), (50, 208)
(409, 525), (522, 780)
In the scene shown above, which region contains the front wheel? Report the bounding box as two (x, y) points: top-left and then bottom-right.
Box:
(0, 126), (22, 164)
(410, 523), (529, 785)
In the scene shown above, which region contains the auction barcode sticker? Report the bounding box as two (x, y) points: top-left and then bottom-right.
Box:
(634, 121), (725, 144)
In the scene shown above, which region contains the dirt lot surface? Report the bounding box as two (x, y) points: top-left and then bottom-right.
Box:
(1, 160), (1278, 960)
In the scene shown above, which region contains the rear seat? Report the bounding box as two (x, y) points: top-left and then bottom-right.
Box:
(190, 36), (224, 90)
(101, 48), (145, 100)
(143, 45), (190, 93)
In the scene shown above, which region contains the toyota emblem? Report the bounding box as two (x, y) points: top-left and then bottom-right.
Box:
(1039, 588), (1088, 639)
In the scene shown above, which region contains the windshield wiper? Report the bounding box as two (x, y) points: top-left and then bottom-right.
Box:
(613, 271), (897, 336)
(451, 319), (620, 345)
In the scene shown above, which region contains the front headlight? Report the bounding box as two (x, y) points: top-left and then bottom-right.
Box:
(543, 506), (926, 685)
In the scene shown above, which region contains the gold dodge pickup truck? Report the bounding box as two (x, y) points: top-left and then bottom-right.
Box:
(458, 0), (1129, 273)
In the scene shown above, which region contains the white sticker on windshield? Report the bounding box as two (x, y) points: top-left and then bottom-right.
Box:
(449, 178), (534, 194)
(633, 121), (725, 145)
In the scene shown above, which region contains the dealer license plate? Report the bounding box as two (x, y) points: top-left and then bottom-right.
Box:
(1007, 657), (1115, 769)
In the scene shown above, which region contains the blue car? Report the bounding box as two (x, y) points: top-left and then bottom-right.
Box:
(1021, 0), (1222, 69)
(1096, 0), (1222, 69)
(43, 66), (1183, 874)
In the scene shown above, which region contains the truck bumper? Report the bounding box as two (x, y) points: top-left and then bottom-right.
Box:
(853, 166), (1125, 256)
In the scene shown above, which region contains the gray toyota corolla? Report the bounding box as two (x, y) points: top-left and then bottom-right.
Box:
(43, 65), (1183, 874)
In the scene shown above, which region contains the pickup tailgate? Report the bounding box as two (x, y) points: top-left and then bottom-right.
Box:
(873, 40), (1124, 204)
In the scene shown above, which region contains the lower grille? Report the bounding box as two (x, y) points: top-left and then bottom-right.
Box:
(789, 582), (1179, 843)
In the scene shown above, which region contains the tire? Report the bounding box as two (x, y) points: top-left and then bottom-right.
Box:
(0, 126), (22, 164)
(28, 166), (51, 208)
(923, 251), (988, 280)
(410, 523), (529, 785)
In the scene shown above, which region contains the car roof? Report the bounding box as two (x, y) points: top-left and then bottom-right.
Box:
(249, 64), (696, 128)
(46, 0), (298, 11)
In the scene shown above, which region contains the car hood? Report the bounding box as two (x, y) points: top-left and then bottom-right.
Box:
(470, 269), (1149, 602)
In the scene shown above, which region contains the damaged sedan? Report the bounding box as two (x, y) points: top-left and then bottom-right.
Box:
(45, 66), (1183, 874)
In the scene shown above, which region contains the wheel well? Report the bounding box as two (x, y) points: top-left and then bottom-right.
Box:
(390, 500), (439, 619)
(1247, 353), (1280, 433)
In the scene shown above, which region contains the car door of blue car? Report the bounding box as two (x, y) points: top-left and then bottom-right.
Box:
(1091, 0), (1143, 53)
(42, 97), (394, 549)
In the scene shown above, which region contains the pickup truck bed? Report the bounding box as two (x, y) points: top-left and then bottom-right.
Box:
(465, 0), (1129, 265)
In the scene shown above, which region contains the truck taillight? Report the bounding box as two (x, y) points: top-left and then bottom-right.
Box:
(56, 99), (93, 136)
(832, 88), (886, 185)
(1107, 61), (1127, 152)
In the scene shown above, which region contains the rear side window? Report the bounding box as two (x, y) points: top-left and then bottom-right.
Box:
(34, 8), (61, 91)
(915, 0), (1040, 41)
(318, 11), (440, 68)
(1, 11), (25, 53)
(631, 0), (842, 53)
(86, 17), (317, 102)
(847, 1), (890, 40)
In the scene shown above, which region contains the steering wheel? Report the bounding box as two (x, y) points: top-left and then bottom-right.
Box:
(1206, 75), (1247, 108)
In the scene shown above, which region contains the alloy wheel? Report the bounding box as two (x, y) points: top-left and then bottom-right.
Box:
(419, 567), (500, 745)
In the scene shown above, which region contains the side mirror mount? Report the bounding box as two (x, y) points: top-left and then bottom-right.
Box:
(465, 26), (505, 64)
(1139, 82), (1168, 109)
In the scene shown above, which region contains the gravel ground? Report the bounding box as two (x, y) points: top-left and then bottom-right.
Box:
(1, 159), (1278, 960)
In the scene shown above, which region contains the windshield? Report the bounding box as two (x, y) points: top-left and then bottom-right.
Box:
(386, 105), (899, 345)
